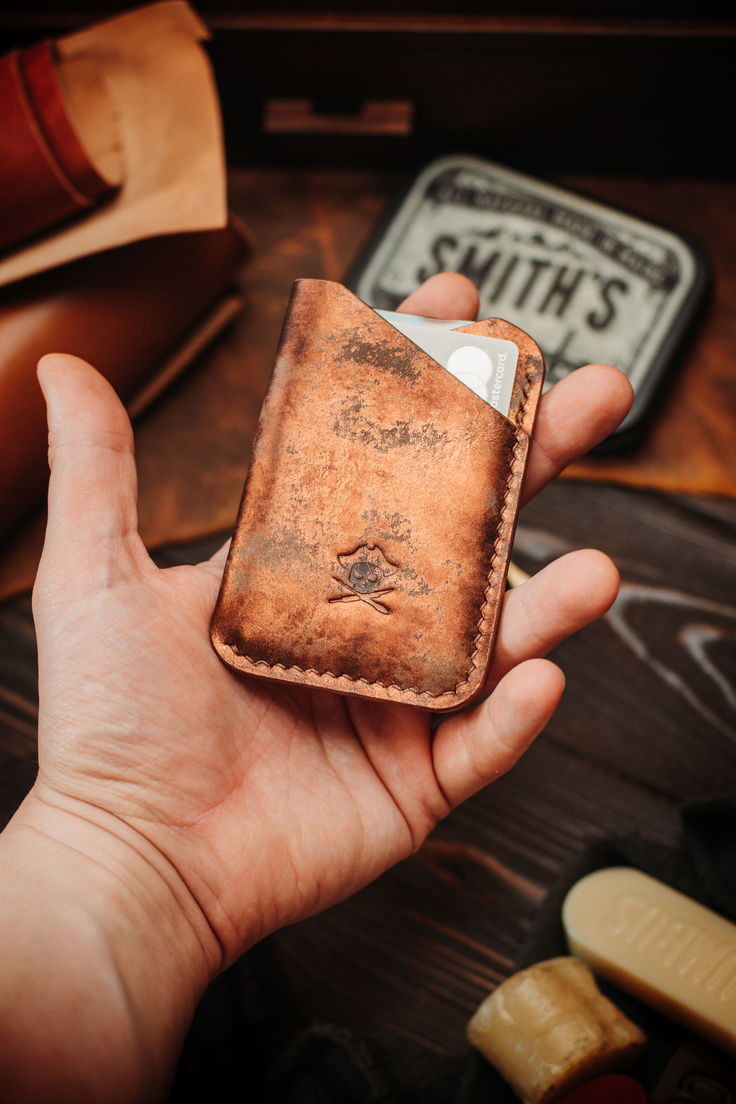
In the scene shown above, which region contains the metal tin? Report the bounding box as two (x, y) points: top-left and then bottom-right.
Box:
(350, 155), (709, 449)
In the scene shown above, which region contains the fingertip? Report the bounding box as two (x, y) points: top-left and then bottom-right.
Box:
(398, 273), (480, 320)
(37, 354), (104, 423)
(583, 362), (632, 387)
(37, 352), (92, 384)
(581, 361), (634, 404)
(526, 547), (621, 626)
(490, 656), (566, 728)
(36, 354), (132, 445)
(37, 354), (68, 408)
(538, 654), (566, 694)
(563, 362), (634, 437)
(575, 547), (620, 617)
(546, 656), (566, 700)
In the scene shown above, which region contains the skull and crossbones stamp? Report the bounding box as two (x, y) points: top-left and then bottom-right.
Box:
(329, 544), (399, 615)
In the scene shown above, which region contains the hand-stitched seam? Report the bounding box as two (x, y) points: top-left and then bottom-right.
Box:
(513, 364), (535, 426)
(221, 649), (453, 701)
(446, 379), (531, 696)
(450, 429), (524, 694)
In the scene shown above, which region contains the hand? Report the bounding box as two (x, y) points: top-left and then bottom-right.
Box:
(2, 273), (632, 1100)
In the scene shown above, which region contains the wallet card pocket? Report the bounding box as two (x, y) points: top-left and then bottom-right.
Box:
(211, 279), (545, 711)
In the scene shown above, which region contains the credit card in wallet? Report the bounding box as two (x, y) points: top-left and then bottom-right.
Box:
(377, 309), (519, 417)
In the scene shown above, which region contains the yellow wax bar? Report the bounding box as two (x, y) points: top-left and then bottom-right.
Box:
(563, 867), (736, 1057)
(466, 957), (646, 1104)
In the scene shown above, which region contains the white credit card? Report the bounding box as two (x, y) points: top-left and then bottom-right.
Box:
(377, 310), (518, 417)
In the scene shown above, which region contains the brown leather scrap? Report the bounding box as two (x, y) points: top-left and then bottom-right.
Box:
(0, 219), (249, 546)
(211, 280), (544, 711)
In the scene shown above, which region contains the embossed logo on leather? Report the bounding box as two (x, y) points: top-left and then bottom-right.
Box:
(329, 544), (398, 615)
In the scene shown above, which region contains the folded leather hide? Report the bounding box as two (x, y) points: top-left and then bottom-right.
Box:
(0, 41), (121, 251)
(211, 279), (545, 711)
(0, 220), (248, 544)
(0, 2), (226, 289)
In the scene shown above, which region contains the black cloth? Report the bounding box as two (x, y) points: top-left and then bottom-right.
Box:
(170, 799), (736, 1103)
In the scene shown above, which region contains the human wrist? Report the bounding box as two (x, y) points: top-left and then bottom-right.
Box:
(0, 785), (222, 1102)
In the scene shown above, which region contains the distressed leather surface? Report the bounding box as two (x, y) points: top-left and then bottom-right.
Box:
(211, 279), (544, 711)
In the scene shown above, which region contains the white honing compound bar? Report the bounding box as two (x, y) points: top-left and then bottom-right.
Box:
(562, 867), (736, 1056)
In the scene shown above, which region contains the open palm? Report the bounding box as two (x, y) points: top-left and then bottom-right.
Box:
(31, 273), (632, 966)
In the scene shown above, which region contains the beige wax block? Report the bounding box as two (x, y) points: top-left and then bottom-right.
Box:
(563, 867), (736, 1057)
(466, 956), (647, 1104)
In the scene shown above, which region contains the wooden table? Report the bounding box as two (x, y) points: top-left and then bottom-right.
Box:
(1, 167), (735, 1059)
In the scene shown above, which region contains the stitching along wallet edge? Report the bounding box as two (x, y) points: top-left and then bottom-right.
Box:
(210, 279), (545, 711)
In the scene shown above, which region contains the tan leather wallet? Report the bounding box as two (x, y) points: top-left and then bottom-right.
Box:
(211, 279), (545, 711)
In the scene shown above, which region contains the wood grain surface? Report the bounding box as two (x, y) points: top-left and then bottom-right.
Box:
(0, 168), (734, 1061)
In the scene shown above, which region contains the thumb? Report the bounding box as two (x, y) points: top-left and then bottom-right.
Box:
(34, 354), (151, 601)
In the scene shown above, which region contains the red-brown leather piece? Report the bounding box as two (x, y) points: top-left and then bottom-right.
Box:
(19, 42), (113, 206)
(211, 279), (545, 711)
(0, 42), (114, 251)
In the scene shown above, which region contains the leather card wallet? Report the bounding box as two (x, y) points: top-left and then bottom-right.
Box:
(210, 278), (545, 711)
